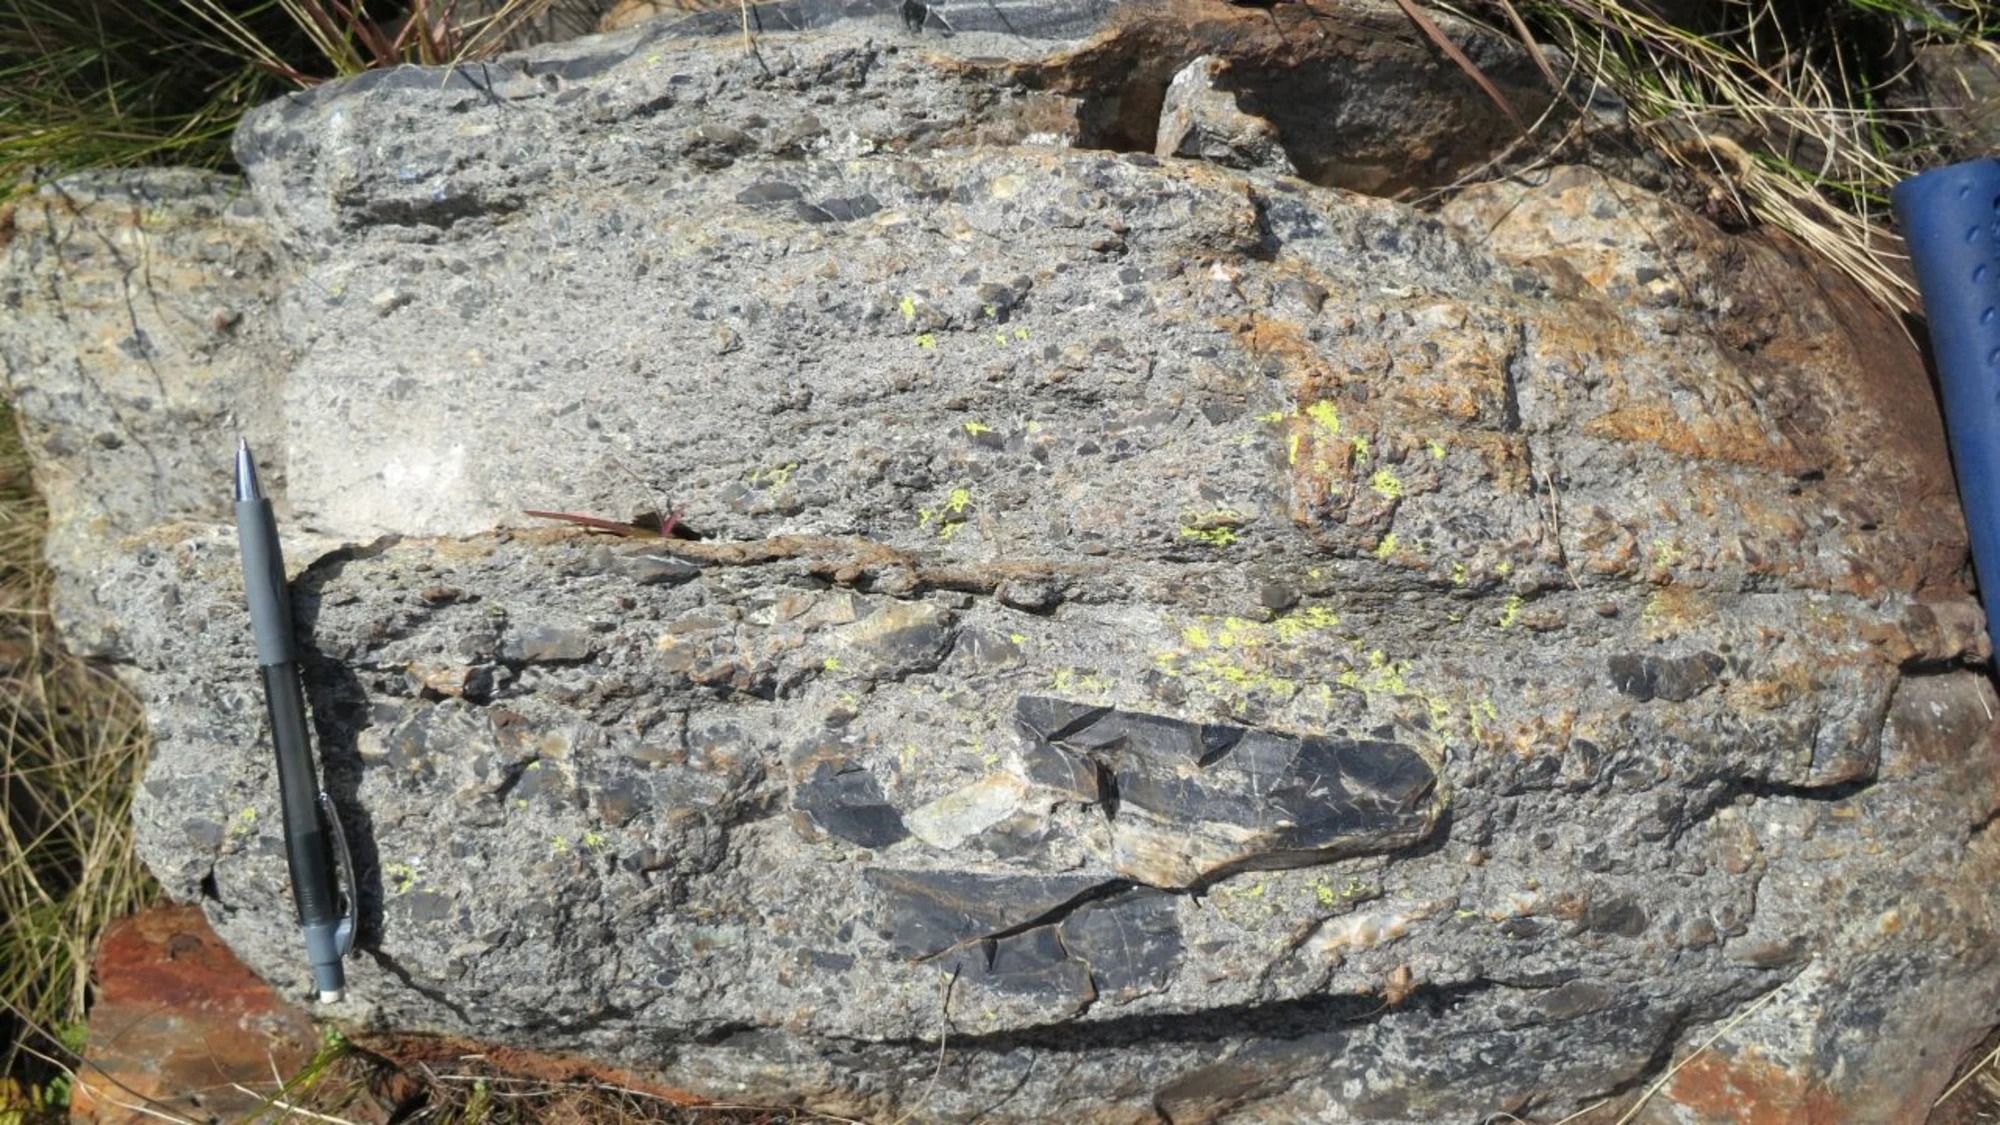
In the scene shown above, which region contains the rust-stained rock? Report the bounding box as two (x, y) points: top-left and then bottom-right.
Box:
(70, 905), (321, 1124)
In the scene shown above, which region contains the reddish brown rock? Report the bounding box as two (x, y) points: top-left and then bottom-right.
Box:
(71, 905), (322, 1124)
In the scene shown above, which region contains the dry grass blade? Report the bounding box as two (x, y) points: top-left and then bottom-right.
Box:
(1391, 0), (1530, 135)
(1543, 969), (1800, 1124)
(1490, 0), (1562, 94)
(0, 399), (157, 1106)
(1467, 0), (1951, 316)
(1935, 1031), (2000, 1107)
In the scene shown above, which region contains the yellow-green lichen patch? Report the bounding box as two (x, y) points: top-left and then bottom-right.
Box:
(915, 333), (937, 350)
(1305, 400), (1341, 436)
(1374, 532), (1400, 560)
(1335, 648), (1410, 695)
(1283, 400), (1352, 473)
(748, 461), (799, 489)
(899, 294), (918, 323)
(918, 486), (975, 540)
(1271, 605), (1340, 643)
(1370, 467), (1404, 500)
(384, 862), (420, 894)
(1049, 667), (1115, 696)
(1311, 877), (1381, 909)
(1207, 878), (1286, 926)
(1180, 509), (1248, 547)
(962, 421), (994, 436)
(1156, 605), (1349, 702)
(1498, 595), (1524, 629)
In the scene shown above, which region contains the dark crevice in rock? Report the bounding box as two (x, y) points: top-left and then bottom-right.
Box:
(1568, 1002), (1692, 1112)
(1725, 774), (1876, 804)
(1500, 331), (1526, 433)
(690, 1020), (762, 1047)
(1678, 771), (1874, 840)
(951, 878), (1139, 955)
(1009, 5), (1553, 196)
(915, 978), (1496, 1054)
(489, 755), (540, 806)
(1243, 191), (1282, 263)
(865, 867), (1131, 960)
(353, 191), (526, 233)
(1069, 78), (1167, 156)
(1965, 802), (2000, 841)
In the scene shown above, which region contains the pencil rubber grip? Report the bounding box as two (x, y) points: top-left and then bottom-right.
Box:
(1894, 159), (2000, 618)
(262, 663), (337, 928)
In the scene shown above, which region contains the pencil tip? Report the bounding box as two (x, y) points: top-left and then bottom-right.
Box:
(234, 440), (261, 502)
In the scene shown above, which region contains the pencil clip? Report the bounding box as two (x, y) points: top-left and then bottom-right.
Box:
(319, 790), (359, 957)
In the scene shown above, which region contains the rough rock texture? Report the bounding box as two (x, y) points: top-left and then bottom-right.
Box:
(1154, 55), (1297, 176)
(6, 2), (2000, 1121)
(1916, 43), (2000, 158)
(71, 905), (322, 1124)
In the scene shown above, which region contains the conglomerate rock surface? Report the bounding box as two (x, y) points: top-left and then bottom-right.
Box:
(5, 2), (2000, 1121)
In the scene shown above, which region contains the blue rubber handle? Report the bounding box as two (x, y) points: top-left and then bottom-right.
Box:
(1894, 159), (2000, 616)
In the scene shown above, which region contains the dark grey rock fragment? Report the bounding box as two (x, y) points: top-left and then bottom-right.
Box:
(1606, 651), (1725, 703)
(613, 552), (702, 585)
(794, 760), (909, 848)
(1058, 888), (1183, 999)
(1017, 696), (1439, 887)
(862, 868), (1114, 958)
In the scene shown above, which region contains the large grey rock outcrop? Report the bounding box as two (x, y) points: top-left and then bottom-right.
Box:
(6, 2), (2000, 1121)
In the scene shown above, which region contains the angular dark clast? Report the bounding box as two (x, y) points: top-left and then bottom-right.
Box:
(794, 759), (909, 848)
(862, 868), (1118, 958)
(1016, 696), (1440, 887)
